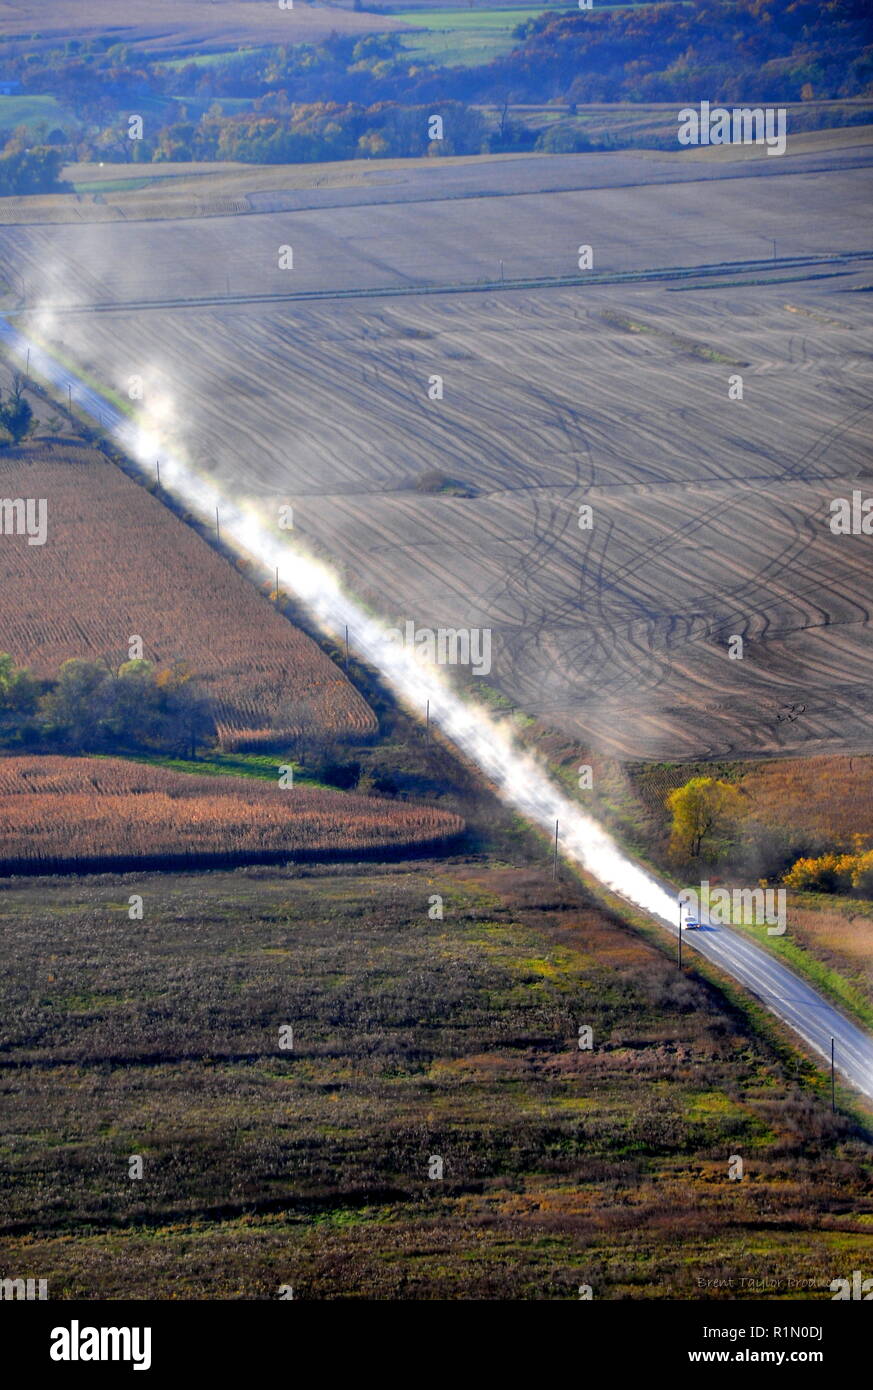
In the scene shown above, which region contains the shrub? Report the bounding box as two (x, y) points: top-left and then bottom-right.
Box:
(851, 850), (873, 895)
(783, 853), (856, 893)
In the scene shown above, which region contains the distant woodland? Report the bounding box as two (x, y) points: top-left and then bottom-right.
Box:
(1, 0), (871, 190)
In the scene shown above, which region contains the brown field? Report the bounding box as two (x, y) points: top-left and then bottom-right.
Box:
(0, 755), (464, 871)
(0, 860), (870, 1298)
(740, 757), (873, 849)
(7, 151), (870, 297)
(0, 119), (869, 230)
(0, 152), (597, 229)
(627, 755), (873, 850)
(3, 147), (870, 760)
(2, 147), (872, 760)
(0, 0), (404, 55)
(1, 128), (870, 230)
(789, 898), (873, 995)
(0, 442), (376, 748)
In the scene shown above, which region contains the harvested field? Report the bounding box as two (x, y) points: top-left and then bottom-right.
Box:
(0, 0), (404, 55)
(6, 159), (870, 296)
(0, 443), (376, 749)
(0, 756), (463, 872)
(0, 154), (564, 227)
(3, 149), (872, 759)
(3, 138), (871, 229)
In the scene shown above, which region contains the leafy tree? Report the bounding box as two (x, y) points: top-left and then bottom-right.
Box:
(32, 656), (214, 755)
(783, 846), (873, 895)
(38, 659), (115, 749)
(151, 660), (213, 758)
(0, 140), (64, 196)
(851, 850), (873, 895)
(0, 373), (33, 445)
(112, 659), (164, 746)
(0, 652), (40, 743)
(667, 776), (742, 859)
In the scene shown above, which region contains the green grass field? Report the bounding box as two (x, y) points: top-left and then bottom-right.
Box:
(393, 6), (546, 29)
(0, 94), (73, 134)
(70, 176), (155, 194)
(399, 29), (520, 65)
(115, 750), (331, 790)
(161, 49), (257, 70)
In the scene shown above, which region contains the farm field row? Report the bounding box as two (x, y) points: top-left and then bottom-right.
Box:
(0, 756), (463, 872)
(0, 442), (376, 748)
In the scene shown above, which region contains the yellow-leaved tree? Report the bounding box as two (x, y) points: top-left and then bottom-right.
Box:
(666, 776), (742, 859)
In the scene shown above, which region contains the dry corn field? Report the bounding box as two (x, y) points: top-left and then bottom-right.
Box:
(739, 756), (873, 848)
(0, 442), (376, 749)
(0, 756), (464, 872)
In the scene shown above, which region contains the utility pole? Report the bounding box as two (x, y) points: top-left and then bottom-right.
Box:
(831, 1037), (836, 1112)
(344, 624), (349, 671)
(678, 903), (683, 968)
(275, 566), (280, 599)
(25, 347), (30, 377)
(156, 460), (161, 486)
(552, 819), (559, 880)
(67, 383), (72, 415)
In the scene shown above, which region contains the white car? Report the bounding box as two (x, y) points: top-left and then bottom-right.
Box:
(681, 917), (700, 930)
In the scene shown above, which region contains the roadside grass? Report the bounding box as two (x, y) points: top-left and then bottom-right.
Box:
(726, 901), (873, 1036)
(12, 334), (134, 418)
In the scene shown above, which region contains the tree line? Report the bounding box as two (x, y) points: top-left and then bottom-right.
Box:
(1, 0), (869, 179)
(0, 654), (213, 758)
